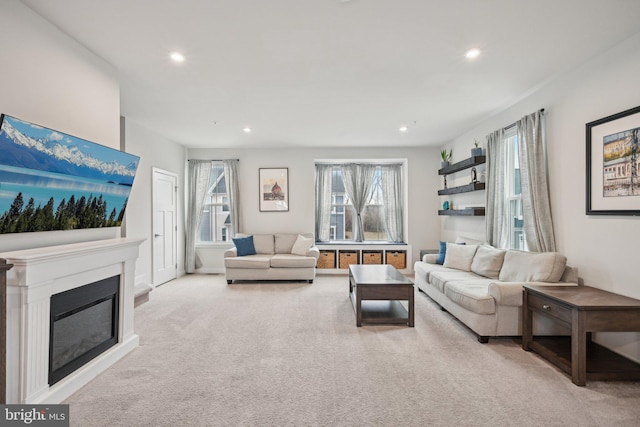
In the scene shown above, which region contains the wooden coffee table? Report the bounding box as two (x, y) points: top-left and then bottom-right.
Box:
(349, 264), (414, 327)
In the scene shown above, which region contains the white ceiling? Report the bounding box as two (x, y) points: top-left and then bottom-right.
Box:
(20, 0), (640, 149)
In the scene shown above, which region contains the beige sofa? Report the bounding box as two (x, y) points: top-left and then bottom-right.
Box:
(414, 238), (578, 343)
(224, 233), (319, 284)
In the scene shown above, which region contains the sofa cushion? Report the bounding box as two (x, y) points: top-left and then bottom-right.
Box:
(443, 243), (478, 271)
(270, 254), (317, 268)
(444, 281), (496, 315)
(232, 236), (256, 256)
(436, 241), (467, 265)
(499, 250), (567, 283)
(471, 245), (506, 279)
(291, 234), (314, 256)
(414, 261), (448, 285)
(252, 234), (275, 254)
(429, 270), (485, 293)
(275, 233), (297, 254)
(224, 254), (271, 269)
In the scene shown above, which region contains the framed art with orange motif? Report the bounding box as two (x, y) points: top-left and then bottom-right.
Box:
(259, 168), (289, 212)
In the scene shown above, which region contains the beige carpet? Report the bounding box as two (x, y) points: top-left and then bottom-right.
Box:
(64, 274), (640, 426)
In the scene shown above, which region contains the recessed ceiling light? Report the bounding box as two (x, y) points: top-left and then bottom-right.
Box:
(243, 127), (252, 133)
(465, 48), (481, 59)
(399, 126), (408, 133)
(170, 52), (185, 63)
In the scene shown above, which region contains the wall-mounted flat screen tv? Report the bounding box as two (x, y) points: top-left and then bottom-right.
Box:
(0, 114), (139, 234)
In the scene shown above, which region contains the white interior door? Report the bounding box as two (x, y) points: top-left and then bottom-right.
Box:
(152, 168), (177, 286)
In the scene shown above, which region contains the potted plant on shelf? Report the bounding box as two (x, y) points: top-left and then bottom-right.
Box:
(441, 149), (452, 168)
(472, 139), (483, 157)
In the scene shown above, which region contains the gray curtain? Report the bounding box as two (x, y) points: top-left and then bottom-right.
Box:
(517, 111), (556, 252)
(223, 159), (242, 236)
(341, 163), (376, 242)
(381, 164), (404, 242)
(315, 164), (333, 242)
(485, 129), (510, 248)
(185, 160), (212, 273)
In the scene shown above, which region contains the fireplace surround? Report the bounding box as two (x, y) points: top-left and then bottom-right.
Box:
(1, 238), (143, 404)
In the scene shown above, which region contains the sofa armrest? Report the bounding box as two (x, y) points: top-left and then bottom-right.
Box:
(423, 254), (438, 264)
(306, 246), (320, 259)
(224, 247), (238, 258)
(488, 281), (579, 306)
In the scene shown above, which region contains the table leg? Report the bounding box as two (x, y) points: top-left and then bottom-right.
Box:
(571, 310), (587, 386)
(522, 290), (533, 351)
(356, 286), (362, 327)
(408, 287), (414, 327)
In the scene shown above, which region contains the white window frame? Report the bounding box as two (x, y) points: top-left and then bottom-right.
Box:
(198, 162), (232, 244)
(505, 128), (526, 251)
(317, 159), (408, 243)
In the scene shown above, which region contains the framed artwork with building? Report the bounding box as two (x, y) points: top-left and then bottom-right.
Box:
(259, 168), (289, 212)
(586, 105), (640, 216)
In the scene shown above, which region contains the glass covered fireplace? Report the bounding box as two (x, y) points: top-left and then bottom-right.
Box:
(49, 275), (120, 385)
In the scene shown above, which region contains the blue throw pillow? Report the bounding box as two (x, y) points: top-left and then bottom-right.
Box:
(232, 236), (256, 256)
(436, 240), (466, 265)
(436, 241), (447, 265)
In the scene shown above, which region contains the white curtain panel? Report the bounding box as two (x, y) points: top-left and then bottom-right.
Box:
(381, 164), (404, 243)
(185, 160), (212, 273)
(223, 159), (241, 236)
(485, 129), (510, 249)
(340, 164), (376, 242)
(314, 164), (333, 242)
(517, 111), (556, 252)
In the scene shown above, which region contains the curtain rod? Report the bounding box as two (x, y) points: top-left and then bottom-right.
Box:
(187, 159), (239, 161)
(503, 108), (545, 131)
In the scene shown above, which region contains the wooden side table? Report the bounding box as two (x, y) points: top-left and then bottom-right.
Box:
(522, 285), (640, 386)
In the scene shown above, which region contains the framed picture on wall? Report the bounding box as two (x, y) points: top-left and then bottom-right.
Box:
(586, 105), (640, 216)
(259, 168), (289, 212)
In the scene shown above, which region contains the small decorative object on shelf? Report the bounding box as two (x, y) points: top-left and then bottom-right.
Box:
(440, 148), (452, 168)
(443, 201), (449, 210)
(471, 167), (477, 183)
(471, 139), (483, 157)
(443, 174), (447, 189)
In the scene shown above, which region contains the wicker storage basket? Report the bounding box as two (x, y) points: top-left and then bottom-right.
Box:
(362, 251), (383, 264)
(339, 251), (359, 269)
(385, 251), (406, 269)
(317, 250), (336, 269)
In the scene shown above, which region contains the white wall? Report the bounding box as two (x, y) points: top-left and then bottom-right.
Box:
(124, 119), (187, 286)
(188, 146), (441, 272)
(0, 1), (121, 252)
(442, 33), (640, 362)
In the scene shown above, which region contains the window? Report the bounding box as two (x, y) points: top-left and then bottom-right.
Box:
(198, 162), (231, 242)
(317, 162), (404, 243)
(505, 128), (525, 250)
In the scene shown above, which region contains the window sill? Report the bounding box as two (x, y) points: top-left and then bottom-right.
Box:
(196, 242), (234, 249)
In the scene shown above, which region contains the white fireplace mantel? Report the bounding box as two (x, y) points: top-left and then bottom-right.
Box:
(1, 237), (144, 404)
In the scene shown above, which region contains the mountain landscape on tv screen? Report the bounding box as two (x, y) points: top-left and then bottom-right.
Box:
(0, 116), (137, 185)
(0, 114), (140, 234)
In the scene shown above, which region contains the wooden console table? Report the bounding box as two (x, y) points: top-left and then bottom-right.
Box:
(522, 285), (640, 386)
